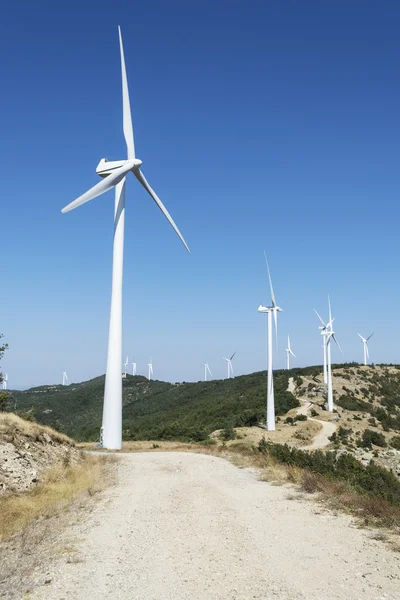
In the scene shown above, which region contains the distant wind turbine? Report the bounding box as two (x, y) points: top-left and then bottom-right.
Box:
(2, 373), (8, 390)
(62, 371), (68, 386)
(132, 358), (137, 376)
(148, 358), (153, 381)
(123, 356), (128, 378)
(357, 332), (374, 365)
(258, 253), (283, 431)
(316, 297), (342, 412)
(61, 28), (189, 450)
(285, 336), (295, 370)
(222, 352), (236, 378)
(314, 309), (335, 385)
(204, 362), (212, 382)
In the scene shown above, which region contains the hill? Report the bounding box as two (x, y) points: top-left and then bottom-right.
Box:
(10, 370), (297, 442)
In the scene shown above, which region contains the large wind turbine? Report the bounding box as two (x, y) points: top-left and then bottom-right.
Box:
(204, 362), (212, 381)
(314, 309), (335, 384)
(357, 332), (374, 365)
(258, 254), (282, 431)
(222, 352), (236, 378)
(285, 336), (295, 370)
(62, 28), (189, 450)
(2, 374), (8, 390)
(316, 298), (342, 412)
(62, 371), (68, 386)
(148, 358), (153, 381)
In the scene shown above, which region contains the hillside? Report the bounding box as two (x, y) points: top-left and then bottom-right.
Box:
(10, 370), (298, 442)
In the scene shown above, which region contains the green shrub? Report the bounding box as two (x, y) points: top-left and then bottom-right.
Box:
(360, 429), (387, 449)
(310, 408), (319, 417)
(294, 414), (307, 422)
(285, 417), (294, 425)
(221, 425), (237, 441)
(390, 436), (400, 450)
(336, 395), (373, 412)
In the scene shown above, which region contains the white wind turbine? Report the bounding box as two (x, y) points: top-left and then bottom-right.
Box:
(148, 358), (153, 381)
(123, 356), (128, 378)
(62, 27), (189, 450)
(204, 362), (212, 382)
(62, 371), (68, 386)
(132, 358), (137, 376)
(314, 309), (335, 385)
(2, 374), (8, 390)
(258, 254), (282, 431)
(316, 298), (342, 412)
(357, 332), (374, 365)
(222, 352), (236, 378)
(285, 336), (295, 370)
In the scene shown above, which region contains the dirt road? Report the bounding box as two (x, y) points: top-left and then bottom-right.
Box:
(31, 452), (399, 600)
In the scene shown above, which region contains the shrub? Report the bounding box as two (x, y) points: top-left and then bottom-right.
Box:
(221, 425), (237, 441)
(336, 395), (372, 412)
(285, 417), (294, 425)
(310, 408), (319, 417)
(294, 414), (307, 422)
(390, 436), (400, 450)
(360, 429), (387, 449)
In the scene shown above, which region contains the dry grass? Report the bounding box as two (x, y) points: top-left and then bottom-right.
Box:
(0, 412), (73, 446)
(0, 454), (113, 542)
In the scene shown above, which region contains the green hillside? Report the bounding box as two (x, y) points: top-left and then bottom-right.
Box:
(11, 370), (298, 442)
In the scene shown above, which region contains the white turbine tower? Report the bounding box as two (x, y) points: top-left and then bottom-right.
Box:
(357, 332), (374, 365)
(204, 362), (212, 382)
(123, 356), (128, 378)
(258, 253), (282, 431)
(62, 371), (68, 386)
(314, 309), (335, 385)
(222, 352), (236, 378)
(2, 374), (8, 390)
(285, 336), (295, 370)
(132, 358), (137, 376)
(148, 358), (153, 381)
(316, 298), (342, 412)
(61, 28), (189, 450)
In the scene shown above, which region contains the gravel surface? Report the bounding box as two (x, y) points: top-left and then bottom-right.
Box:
(30, 452), (399, 600)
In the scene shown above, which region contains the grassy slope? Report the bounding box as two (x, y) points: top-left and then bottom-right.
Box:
(11, 370), (298, 442)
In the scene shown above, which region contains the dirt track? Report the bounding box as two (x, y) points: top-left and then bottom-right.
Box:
(31, 452), (399, 600)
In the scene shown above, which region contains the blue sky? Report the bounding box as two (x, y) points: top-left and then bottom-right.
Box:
(1, 1), (400, 388)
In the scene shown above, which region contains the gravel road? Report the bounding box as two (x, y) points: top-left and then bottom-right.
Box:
(31, 452), (399, 600)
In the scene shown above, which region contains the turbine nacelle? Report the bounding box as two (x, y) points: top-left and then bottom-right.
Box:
(96, 158), (143, 178)
(257, 304), (282, 313)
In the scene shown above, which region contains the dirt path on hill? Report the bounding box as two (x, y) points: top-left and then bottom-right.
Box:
(28, 452), (399, 600)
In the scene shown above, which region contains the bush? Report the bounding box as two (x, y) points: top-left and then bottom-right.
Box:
(336, 395), (372, 412)
(390, 436), (400, 450)
(310, 408), (319, 417)
(285, 417), (294, 425)
(360, 429), (387, 449)
(221, 425), (237, 441)
(294, 414), (307, 422)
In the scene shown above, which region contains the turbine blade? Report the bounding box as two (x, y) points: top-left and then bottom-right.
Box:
(264, 251), (276, 307)
(332, 333), (343, 355)
(328, 295), (333, 327)
(366, 344), (370, 358)
(290, 350), (296, 357)
(134, 169), (190, 253)
(230, 351), (236, 361)
(230, 362), (234, 376)
(118, 26), (135, 159)
(367, 332), (374, 341)
(314, 309), (327, 327)
(357, 333), (366, 342)
(273, 308), (278, 347)
(62, 163), (132, 213)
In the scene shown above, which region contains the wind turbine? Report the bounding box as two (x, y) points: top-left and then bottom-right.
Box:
(62, 371), (68, 386)
(285, 336), (295, 370)
(222, 352), (236, 378)
(316, 298), (342, 412)
(204, 362), (212, 381)
(258, 253), (282, 431)
(132, 358), (137, 376)
(123, 356), (128, 378)
(61, 27), (189, 450)
(2, 374), (8, 390)
(148, 358), (153, 381)
(357, 332), (374, 365)
(314, 309), (335, 385)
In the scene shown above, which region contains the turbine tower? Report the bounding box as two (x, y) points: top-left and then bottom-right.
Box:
(148, 358), (153, 381)
(258, 253), (282, 431)
(132, 358), (137, 376)
(285, 336), (295, 370)
(62, 371), (68, 386)
(123, 356), (128, 378)
(357, 333), (374, 365)
(2, 373), (8, 390)
(61, 28), (189, 450)
(316, 298), (342, 412)
(222, 352), (236, 378)
(204, 362), (212, 381)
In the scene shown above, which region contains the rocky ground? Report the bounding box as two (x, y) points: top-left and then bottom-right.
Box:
(0, 413), (80, 495)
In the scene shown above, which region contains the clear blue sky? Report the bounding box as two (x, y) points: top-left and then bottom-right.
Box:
(1, 1), (400, 388)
